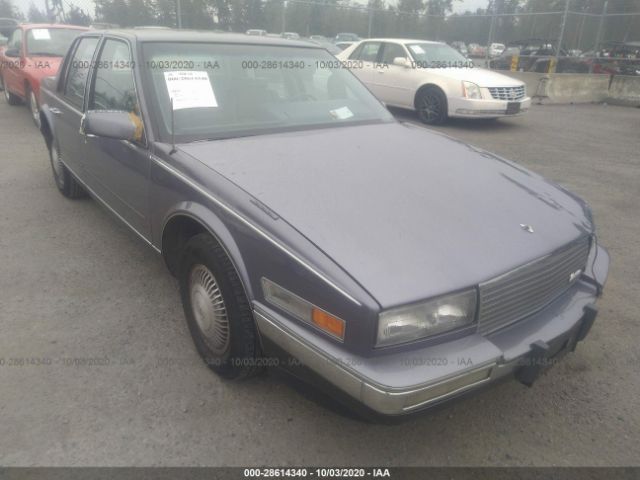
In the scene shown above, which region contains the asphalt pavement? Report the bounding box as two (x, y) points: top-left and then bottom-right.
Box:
(0, 99), (638, 466)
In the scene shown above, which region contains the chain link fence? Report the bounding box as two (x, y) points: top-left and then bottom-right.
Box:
(3, 0), (640, 74)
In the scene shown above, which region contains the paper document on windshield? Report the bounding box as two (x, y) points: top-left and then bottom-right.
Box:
(164, 71), (218, 110)
(409, 45), (425, 54)
(329, 106), (354, 120)
(31, 29), (51, 40)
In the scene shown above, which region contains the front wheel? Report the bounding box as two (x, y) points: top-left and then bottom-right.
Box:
(416, 87), (448, 125)
(27, 87), (41, 128)
(179, 233), (262, 380)
(2, 75), (21, 105)
(49, 141), (86, 199)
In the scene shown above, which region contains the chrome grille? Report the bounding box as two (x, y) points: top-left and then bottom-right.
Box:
(487, 85), (526, 101)
(478, 236), (591, 335)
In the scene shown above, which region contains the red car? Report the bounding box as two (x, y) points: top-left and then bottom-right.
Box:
(0, 24), (87, 127)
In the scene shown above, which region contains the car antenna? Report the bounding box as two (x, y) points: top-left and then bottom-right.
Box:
(169, 96), (177, 155)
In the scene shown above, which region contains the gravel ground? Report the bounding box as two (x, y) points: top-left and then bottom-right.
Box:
(0, 99), (638, 466)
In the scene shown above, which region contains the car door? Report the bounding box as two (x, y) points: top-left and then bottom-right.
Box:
(54, 35), (100, 175)
(348, 41), (381, 89)
(372, 42), (415, 108)
(3, 28), (23, 96)
(83, 37), (150, 238)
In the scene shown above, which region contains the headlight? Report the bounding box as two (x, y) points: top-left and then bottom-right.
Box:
(462, 81), (482, 99)
(376, 289), (477, 347)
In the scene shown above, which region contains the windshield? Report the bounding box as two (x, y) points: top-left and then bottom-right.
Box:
(142, 42), (393, 143)
(26, 28), (84, 56)
(406, 43), (467, 64)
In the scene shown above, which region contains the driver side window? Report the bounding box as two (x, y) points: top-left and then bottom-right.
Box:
(8, 29), (21, 51)
(90, 39), (144, 144)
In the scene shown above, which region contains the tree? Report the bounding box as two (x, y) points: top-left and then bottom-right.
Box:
(28, 3), (49, 22)
(0, 0), (23, 20)
(66, 5), (92, 26)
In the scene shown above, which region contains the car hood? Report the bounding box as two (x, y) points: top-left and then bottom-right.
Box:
(179, 123), (592, 308)
(427, 67), (524, 87)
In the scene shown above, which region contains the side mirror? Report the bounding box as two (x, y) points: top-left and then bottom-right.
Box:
(81, 111), (136, 141)
(4, 48), (19, 58)
(393, 56), (411, 68)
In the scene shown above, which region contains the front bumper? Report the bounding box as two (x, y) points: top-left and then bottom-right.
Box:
(254, 245), (609, 416)
(449, 96), (531, 118)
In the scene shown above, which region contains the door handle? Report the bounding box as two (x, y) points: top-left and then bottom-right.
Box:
(49, 107), (62, 115)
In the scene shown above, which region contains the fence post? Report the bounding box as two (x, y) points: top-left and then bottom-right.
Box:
(281, 0), (286, 33)
(176, 0), (182, 28)
(594, 0), (608, 51)
(485, 4), (496, 68)
(553, 0), (570, 71)
(368, 7), (373, 38)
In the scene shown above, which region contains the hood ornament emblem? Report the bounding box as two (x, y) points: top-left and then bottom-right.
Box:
(520, 224), (534, 233)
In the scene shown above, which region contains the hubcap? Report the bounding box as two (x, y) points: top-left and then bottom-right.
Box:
(189, 264), (230, 355)
(50, 144), (65, 189)
(420, 93), (440, 122)
(30, 92), (40, 127)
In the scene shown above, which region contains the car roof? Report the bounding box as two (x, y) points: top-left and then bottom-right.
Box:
(20, 23), (89, 30)
(82, 28), (320, 48)
(359, 38), (444, 45)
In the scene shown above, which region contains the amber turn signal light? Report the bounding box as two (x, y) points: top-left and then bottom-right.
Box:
(312, 308), (345, 340)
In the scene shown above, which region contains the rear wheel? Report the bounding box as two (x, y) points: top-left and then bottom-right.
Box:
(2, 75), (21, 105)
(27, 87), (41, 128)
(416, 87), (448, 125)
(179, 233), (262, 380)
(49, 141), (86, 199)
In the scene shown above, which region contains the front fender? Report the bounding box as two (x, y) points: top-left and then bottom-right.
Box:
(161, 202), (253, 299)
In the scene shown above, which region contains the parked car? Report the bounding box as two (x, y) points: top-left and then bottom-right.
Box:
(489, 42), (505, 57)
(0, 23), (88, 127)
(0, 17), (19, 37)
(334, 41), (355, 51)
(489, 39), (590, 73)
(306, 38), (342, 56)
(334, 32), (360, 43)
(338, 38), (531, 124)
(281, 32), (300, 40)
(467, 43), (486, 57)
(450, 41), (468, 57)
(582, 41), (640, 76)
(39, 29), (609, 417)
(246, 29), (267, 36)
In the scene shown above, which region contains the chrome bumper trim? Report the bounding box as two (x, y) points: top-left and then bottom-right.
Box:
(255, 309), (500, 415)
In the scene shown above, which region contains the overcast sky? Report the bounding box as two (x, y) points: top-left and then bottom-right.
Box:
(21, 0), (490, 17)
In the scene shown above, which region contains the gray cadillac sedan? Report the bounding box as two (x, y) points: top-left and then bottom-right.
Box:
(38, 30), (609, 417)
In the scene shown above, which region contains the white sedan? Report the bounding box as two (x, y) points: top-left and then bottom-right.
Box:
(337, 38), (531, 124)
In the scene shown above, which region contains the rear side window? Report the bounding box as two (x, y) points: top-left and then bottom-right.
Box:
(64, 37), (99, 109)
(359, 42), (381, 62)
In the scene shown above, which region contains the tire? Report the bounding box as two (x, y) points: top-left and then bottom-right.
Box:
(2, 75), (21, 105)
(179, 233), (262, 380)
(27, 86), (41, 129)
(49, 141), (86, 199)
(416, 87), (448, 125)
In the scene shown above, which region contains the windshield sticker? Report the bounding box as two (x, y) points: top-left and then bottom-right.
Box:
(329, 106), (354, 120)
(409, 45), (425, 54)
(164, 71), (218, 110)
(31, 29), (51, 40)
